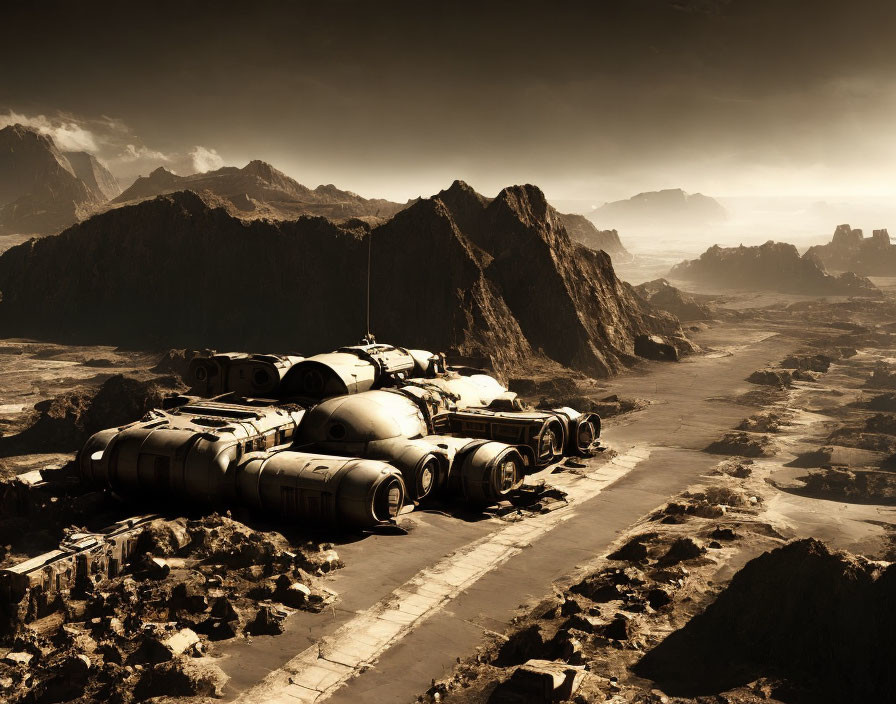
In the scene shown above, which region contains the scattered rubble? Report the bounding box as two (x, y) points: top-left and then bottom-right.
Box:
(418, 476), (787, 704)
(0, 513), (343, 702)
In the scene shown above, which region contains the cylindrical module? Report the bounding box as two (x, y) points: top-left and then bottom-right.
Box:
(79, 407), (407, 528)
(447, 440), (525, 504)
(236, 452), (406, 527)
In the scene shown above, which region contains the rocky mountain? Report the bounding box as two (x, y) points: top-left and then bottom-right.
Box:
(111, 160), (405, 221)
(557, 213), (631, 260)
(0, 182), (693, 377)
(669, 240), (881, 296)
(593, 188), (727, 230)
(0, 124), (112, 235)
(63, 150), (121, 201)
(804, 224), (896, 276)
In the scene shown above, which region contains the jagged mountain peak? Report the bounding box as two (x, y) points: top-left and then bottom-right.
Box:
(242, 159), (281, 180)
(111, 159), (404, 221)
(0, 181), (693, 377)
(493, 183), (554, 225)
(0, 123), (109, 235)
(148, 166), (176, 179)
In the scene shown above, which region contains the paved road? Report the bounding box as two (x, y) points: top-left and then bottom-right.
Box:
(218, 323), (797, 703)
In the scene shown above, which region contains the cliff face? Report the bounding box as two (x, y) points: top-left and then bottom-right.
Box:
(112, 160), (405, 221)
(805, 224), (896, 276)
(669, 240), (881, 297)
(0, 183), (691, 377)
(557, 213), (631, 260)
(0, 125), (107, 235)
(63, 151), (122, 201)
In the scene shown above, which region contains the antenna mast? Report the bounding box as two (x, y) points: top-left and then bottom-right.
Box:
(366, 230), (372, 338)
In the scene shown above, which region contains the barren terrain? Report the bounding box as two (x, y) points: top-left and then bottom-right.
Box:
(1, 280), (895, 704)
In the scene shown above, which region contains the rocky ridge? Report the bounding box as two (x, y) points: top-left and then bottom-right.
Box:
(669, 240), (881, 296)
(0, 181), (692, 377)
(111, 160), (405, 221)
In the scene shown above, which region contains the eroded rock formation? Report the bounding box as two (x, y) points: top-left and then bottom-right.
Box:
(669, 240), (881, 296)
(805, 224), (896, 276)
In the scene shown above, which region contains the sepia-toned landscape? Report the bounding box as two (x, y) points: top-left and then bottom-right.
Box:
(1, 2), (895, 703)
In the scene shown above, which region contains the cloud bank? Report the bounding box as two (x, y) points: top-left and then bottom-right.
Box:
(0, 109), (229, 186)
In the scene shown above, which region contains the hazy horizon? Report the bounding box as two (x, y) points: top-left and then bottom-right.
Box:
(2, 0), (894, 210)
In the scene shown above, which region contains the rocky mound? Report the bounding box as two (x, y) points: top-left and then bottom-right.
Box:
(669, 240), (881, 296)
(556, 213), (630, 260)
(635, 539), (896, 700)
(0, 183), (692, 377)
(805, 224), (896, 276)
(633, 279), (711, 321)
(0, 374), (186, 454)
(111, 160), (405, 221)
(0, 125), (112, 235)
(593, 188), (726, 230)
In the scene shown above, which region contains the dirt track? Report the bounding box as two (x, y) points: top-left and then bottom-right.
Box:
(215, 320), (810, 703)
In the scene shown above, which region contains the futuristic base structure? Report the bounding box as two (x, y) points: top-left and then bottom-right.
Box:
(80, 341), (601, 529)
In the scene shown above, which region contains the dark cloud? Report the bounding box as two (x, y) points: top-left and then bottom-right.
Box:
(1, 0), (894, 200)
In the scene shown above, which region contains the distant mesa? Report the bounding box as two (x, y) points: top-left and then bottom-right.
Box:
(0, 181), (695, 377)
(557, 212), (631, 261)
(0, 124), (117, 236)
(669, 240), (881, 297)
(591, 188), (727, 230)
(804, 224), (895, 276)
(111, 159), (406, 221)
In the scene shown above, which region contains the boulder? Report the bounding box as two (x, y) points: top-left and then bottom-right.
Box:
(492, 659), (585, 703)
(634, 334), (679, 362)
